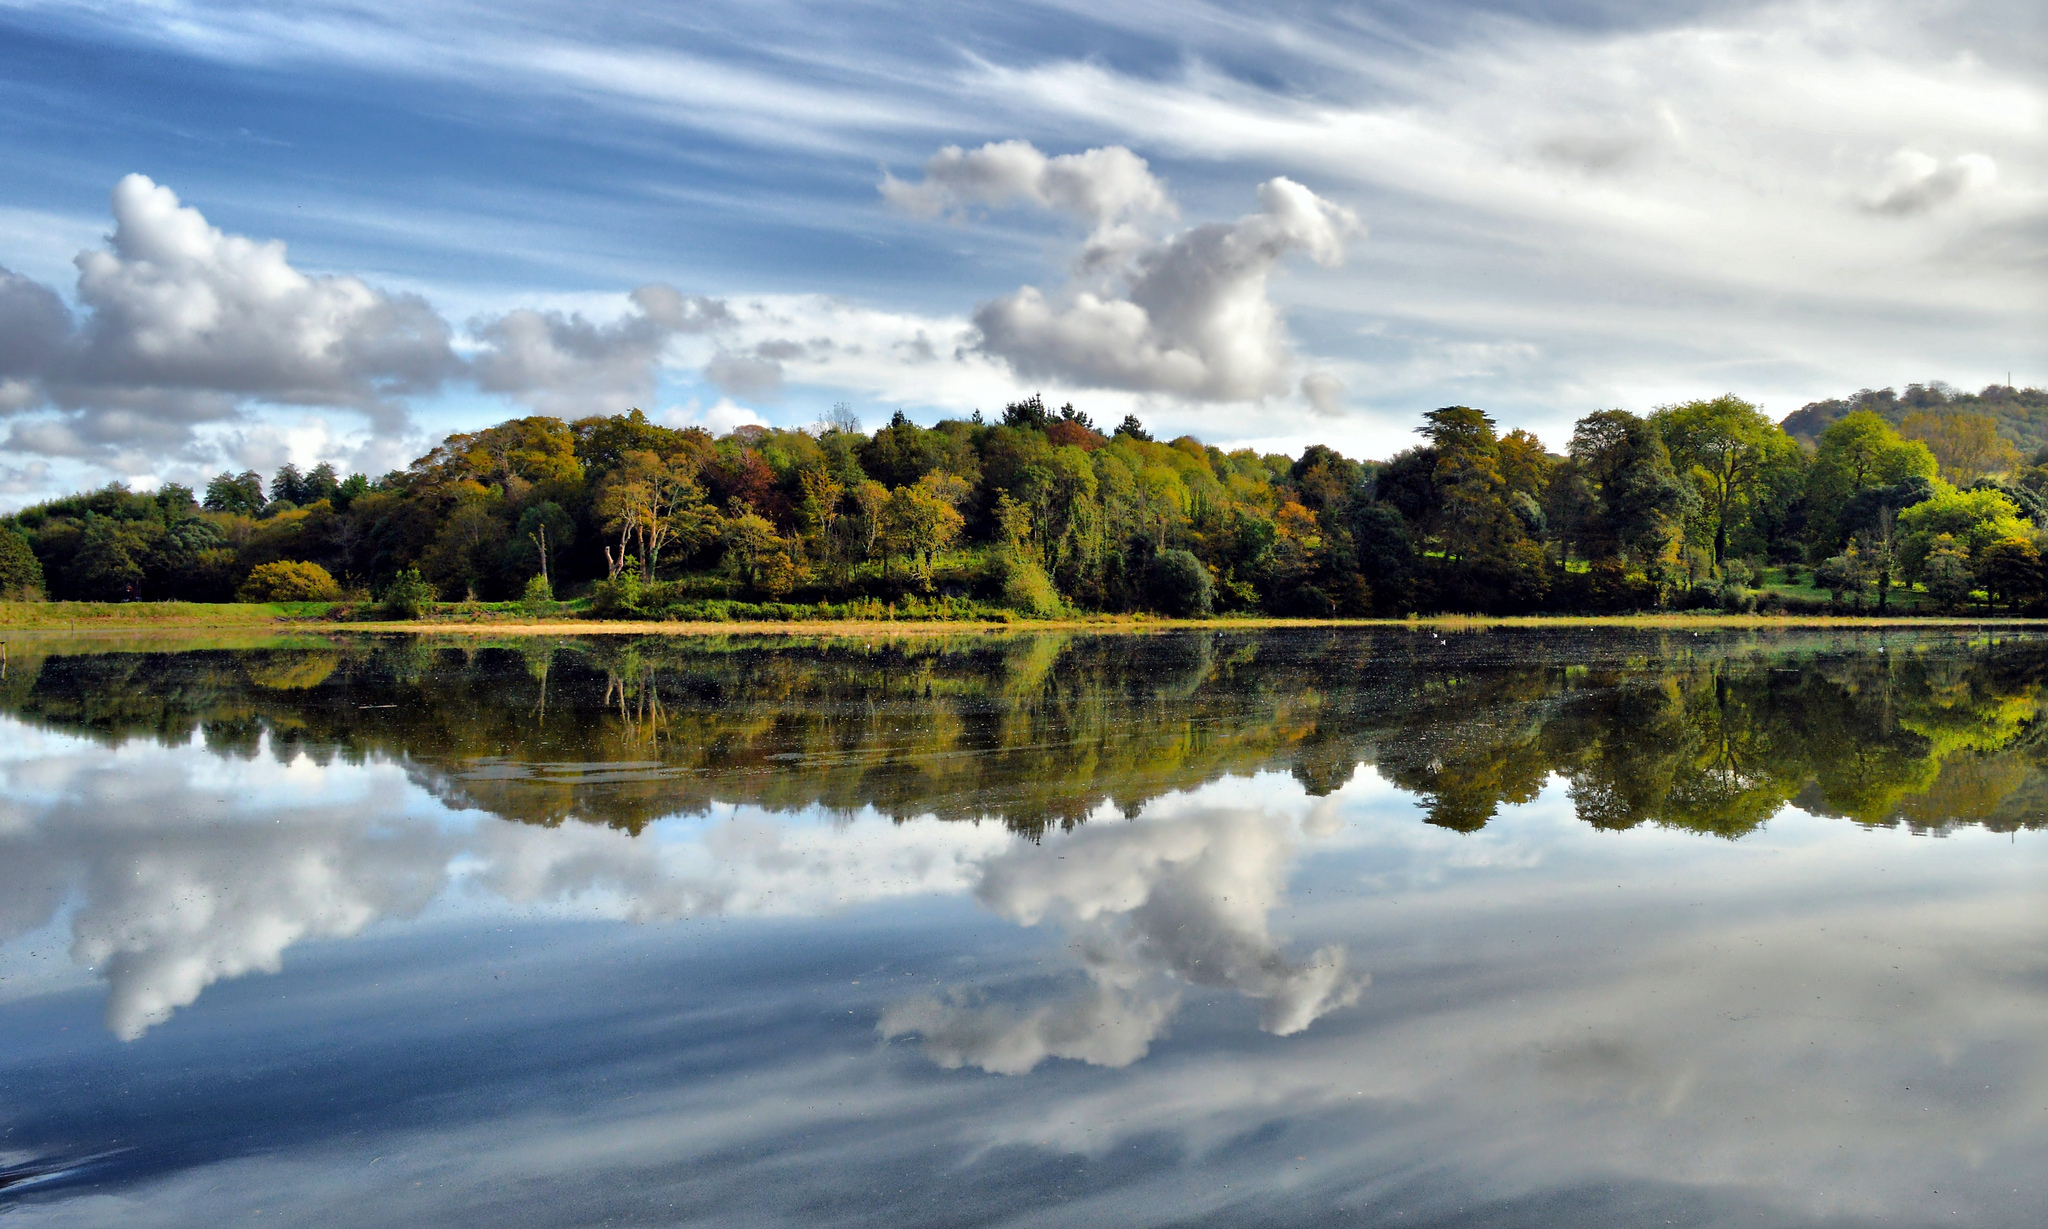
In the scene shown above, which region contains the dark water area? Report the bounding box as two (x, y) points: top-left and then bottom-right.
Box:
(0, 627), (2043, 1226)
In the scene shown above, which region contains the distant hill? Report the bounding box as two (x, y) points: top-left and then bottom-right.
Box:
(1782, 382), (2048, 457)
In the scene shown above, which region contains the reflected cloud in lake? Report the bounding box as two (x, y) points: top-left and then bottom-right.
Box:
(2, 628), (2046, 1227)
(884, 794), (1362, 1072)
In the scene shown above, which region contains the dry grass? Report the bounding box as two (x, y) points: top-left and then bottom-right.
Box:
(0, 600), (334, 629)
(0, 601), (2034, 639)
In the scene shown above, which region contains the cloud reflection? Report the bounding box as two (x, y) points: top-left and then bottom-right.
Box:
(0, 723), (1009, 1039)
(2, 718), (1352, 1051)
(881, 797), (1362, 1072)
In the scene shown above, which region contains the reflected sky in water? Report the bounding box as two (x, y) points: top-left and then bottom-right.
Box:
(1, 629), (2045, 1226)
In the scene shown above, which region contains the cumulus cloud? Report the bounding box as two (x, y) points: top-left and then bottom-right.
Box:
(881, 802), (1363, 1073)
(883, 140), (1174, 267)
(0, 175), (457, 463)
(0, 176), (740, 484)
(1864, 149), (1999, 216)
(969, 173), (1362, 401)
(661, 397), (768, 435)
(469, 283), (729, 414)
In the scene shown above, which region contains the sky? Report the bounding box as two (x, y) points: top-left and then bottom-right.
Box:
(0, 0), (2041, 506)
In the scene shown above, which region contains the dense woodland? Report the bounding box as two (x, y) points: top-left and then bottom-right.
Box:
(5, 382), (2047, 617)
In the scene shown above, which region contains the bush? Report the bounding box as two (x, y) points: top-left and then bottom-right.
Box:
(237, 560), (342, 602)
(521, 574), (554, 615)
(1675, 584), (1720, 611)
(1718, 585), (1757, 614)
(998, 552), (1062, 618)
(378, 568), (434, 619)
(1148, 549), (1213, 616)
(588, 572), (646, 618)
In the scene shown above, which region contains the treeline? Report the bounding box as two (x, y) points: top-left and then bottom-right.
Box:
(6, 386), (2048, 617)
(1784, 381), (2048, 457)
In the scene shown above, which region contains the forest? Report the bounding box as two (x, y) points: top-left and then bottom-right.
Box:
(4, 382), (2047, 618)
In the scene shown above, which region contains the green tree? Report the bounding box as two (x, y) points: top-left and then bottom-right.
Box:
(1419, 407), (1517, 564)
(1653, 395), (1795, 569)
(883, 481), (965, 581)
(1568, 409), (1690, 566)
(421, 500), (508, 599)
(1805, 412), (1938, 553)
(0, 526), (45, 598)
(379, 568), (434, 619)
(1148, 548), (1213, 615)
(511, 501), (576, 586)
(203, 471), (266, 515)
(1896, 486), (2031, 581)
(1900, 410), (2018, 483)
(1921, 537), (1974, 610)
(1975, 537), (2042, 611)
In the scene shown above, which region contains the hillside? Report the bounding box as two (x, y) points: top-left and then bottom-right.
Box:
(1782, 382), (2048, 455)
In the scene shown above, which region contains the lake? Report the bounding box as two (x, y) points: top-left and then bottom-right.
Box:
(1, 627), (2043, 1227)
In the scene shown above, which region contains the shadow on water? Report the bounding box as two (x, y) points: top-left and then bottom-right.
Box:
(1, 626), (2044, 838)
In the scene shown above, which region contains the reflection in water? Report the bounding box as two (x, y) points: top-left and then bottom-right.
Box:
(1, 628), (2043, 1041)
(0, 729), (1008, 1038)
(3, 629), (2048, 1227)
(3, 628), (2046, 837)
(882, 796), (1361, 1072)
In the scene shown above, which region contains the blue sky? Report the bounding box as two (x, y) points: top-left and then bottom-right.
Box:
(0, 0), (2041, 504)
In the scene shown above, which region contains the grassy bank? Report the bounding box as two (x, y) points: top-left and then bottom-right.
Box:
(0, 599), (2037, 638)
(0, 600), (341, 629)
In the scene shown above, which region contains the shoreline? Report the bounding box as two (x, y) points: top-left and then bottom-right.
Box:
(0, 604), (2040, 638)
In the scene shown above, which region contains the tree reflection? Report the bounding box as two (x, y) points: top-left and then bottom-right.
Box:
(3, 629), (2045, 837)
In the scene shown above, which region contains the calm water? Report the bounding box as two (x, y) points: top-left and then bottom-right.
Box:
(0, 628), (2044, 1227)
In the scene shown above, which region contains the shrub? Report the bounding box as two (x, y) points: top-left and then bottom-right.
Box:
(998, 551), (1062, 618)
(521, 574), (554, 615)
(1148, 549), (1213, 616)
(237, 560), (342, 602)
(1718, 585), (1757, 614)
(588, 572), (645, 618)
(378, 568), (434, 619)
(1675, 584), (1719, 611)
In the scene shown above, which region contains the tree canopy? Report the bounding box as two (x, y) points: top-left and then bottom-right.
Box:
(9, 381), (2045, 616)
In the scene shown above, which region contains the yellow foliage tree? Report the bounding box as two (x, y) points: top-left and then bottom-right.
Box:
(237, 560), (342, 602)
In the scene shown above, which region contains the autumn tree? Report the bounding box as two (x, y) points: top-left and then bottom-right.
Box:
(594, 450), (715, 580)
(1900, 411), (2018, 483)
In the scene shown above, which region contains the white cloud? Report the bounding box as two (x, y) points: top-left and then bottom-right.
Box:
(883, 140), (1175, 269)
(70, 175), (455, 419)
(0, 175), (457, 465)
(469, 283), (729, 415)
(970, 172), (1361, 401)
(1864, 149), (2000, 215)
(661, 397), (768, 435)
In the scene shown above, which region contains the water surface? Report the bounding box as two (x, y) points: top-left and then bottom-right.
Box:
(1, 628), (2043, 1226)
